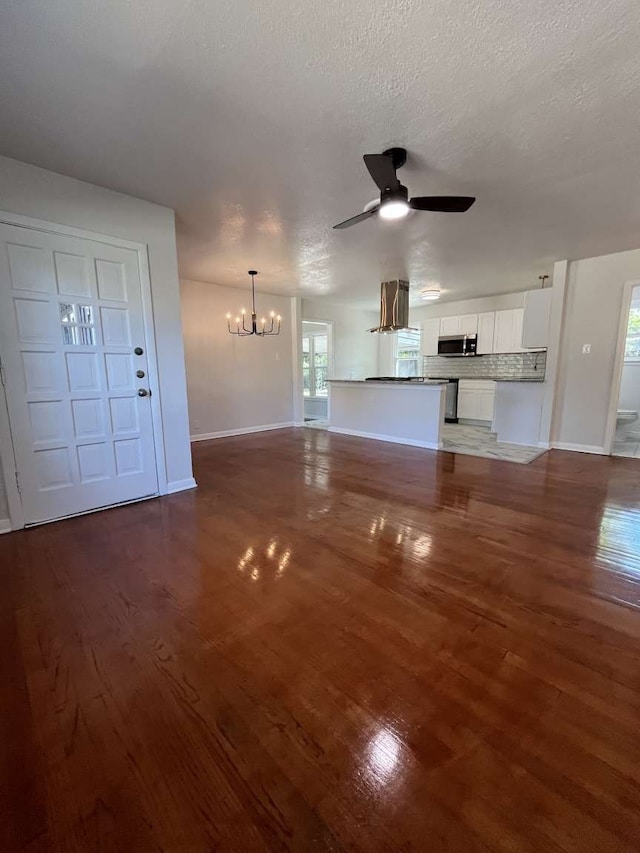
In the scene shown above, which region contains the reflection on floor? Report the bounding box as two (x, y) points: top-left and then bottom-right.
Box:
(612, 436), (640, 458)
(443, 423), (546, 464)
(306, 420), (545, 463)
(4, 429), (640, 850)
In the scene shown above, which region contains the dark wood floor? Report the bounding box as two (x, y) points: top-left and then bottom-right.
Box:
(2, 428), (640, 852)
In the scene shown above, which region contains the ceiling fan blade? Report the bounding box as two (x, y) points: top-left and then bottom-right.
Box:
(410, 196), (476, 212)
(363, 154), (399, 191)
(333, 207), (378, 230)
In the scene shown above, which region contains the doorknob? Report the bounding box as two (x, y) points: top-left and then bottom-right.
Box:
(137, 388), (150, 397)
(136, 369), (145, 378)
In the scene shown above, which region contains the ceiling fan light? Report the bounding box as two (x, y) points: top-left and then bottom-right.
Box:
(379, 199), (410, 221)
(420, 288), (441, 301)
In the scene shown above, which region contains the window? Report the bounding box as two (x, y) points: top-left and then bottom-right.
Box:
(59, 301), (96, 346)
(302, 334), (329, 396)
(625, 307), (640, 361)
(395, 328), (421, 377)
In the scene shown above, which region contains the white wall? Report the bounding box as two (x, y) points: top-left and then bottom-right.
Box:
(181, 279), (294, 438)
(302, 299), (379, 379)
(0, 154), (194, 517)
(302, 321), (328, 335)
(552, 248), (640, 450)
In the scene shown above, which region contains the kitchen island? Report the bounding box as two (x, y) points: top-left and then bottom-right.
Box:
(328, 380), (447, 449)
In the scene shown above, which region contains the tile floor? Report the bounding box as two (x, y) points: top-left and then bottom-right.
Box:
(304, 418), (330, 430)
(304, 419), (546, 464)
(441, 423), (546, 464)
(612, 436), (640, 458)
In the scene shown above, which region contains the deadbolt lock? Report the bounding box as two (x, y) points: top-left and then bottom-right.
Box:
(134, 346), (144, 355)
(136, 370), (145, 378)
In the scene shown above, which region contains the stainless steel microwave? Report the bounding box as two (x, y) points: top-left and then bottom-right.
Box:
(437, 334), (478, 357)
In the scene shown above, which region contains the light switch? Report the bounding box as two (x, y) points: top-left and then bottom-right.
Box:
(582, 343), (591, 354)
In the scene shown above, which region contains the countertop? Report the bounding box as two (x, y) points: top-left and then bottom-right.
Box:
(426, 376), (545, 383)
(328, 377), (544, 386)
(328, 379), (447, 387)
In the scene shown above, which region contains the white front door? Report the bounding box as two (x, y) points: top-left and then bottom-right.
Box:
(0, 223), (159, 525)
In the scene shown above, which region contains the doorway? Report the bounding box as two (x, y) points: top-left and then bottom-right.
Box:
(302, 320), (332, 428)
(610, 284), (640, 458)
(0, 221), (161, 526)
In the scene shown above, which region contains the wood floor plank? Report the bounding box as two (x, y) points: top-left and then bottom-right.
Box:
(2, 428), (640, 851)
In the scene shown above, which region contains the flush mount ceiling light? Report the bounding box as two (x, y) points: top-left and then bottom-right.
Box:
(420, 287), (441, 301)
(227, 270), (281, 336)
(333, 147), (475, 230)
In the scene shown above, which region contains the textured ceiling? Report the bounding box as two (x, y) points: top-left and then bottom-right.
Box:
(1, 1), (640, 306)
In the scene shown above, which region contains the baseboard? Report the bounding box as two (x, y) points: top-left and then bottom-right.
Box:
(165, 477), (198, 494)
(0, 518), (11, 535)
(551, 442), (606, 455)
(293, 421), (305, 427)
(190, 422), (294, 442)
(328, 426), (441, 450)
(537, 441), (551, 449)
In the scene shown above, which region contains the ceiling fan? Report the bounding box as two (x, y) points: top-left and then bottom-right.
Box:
(333, 147), (475, 230)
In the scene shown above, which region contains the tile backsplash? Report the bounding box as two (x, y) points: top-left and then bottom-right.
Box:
(422, 351), (546, 381)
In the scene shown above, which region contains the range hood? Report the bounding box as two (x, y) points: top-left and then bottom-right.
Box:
(368, 280), (417, 333)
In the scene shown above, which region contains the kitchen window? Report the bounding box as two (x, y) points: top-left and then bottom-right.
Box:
(302, 334), (329, 396)
(395, 328), (421, 377)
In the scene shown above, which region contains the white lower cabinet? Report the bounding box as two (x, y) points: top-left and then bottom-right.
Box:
(457, 380), (496, 422)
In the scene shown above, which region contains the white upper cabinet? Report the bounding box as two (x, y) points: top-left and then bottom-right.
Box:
(458, 314), (478, 334)
(513, 308), (524, 352)
(522, 288), (552, 349)
(493, 308), (527, 353)
(421, 317), (441, 356)
(477, 312), (495, 354)
(439, 314), (478, 336)
(492, 310), (511, 353)
(439, 315), (460, 336)
(425, 294), (550, 357)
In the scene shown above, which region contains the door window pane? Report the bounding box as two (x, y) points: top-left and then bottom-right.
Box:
(60, 301), (96, 346)
(302, 332), (329, 396)
(302, 336), (311, 396)
(313, 335), (328, 396)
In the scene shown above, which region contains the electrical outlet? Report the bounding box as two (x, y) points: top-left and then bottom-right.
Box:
(582, 343), (591, 355)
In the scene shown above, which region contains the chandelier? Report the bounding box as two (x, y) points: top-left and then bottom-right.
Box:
(227, 270), (281, 336)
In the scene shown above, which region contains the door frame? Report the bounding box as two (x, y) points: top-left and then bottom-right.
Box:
(0, 209), (168, 530)
(603, 278), (640, 455)
(300, 319), (334, 423)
